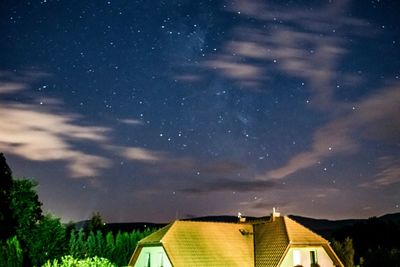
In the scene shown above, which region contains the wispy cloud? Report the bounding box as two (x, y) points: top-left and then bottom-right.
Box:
(258, 83), (400, 180)
(117, 118), (143, 126)
(361, 157), (400, 188)
(176, 0), (370, 109)
(0, 101), (111, 177)
(0, 72), (114, 178)
(113, 146), (165, 162)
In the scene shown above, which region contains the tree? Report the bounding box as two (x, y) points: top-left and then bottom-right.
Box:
(104, 231), (115, 261)
(10, 178), (43, 266)
(68, 230), (77, 257)
(87, 231), (98, 257)
(27, 214), (67, 266)
(0, 153), (16, 240)
(87, 212), (105, 233)
(332, 237), (355, 267)
(75, 229), (87, 259)
(0, 236), (23, 267)
(96, 230), (105, 257)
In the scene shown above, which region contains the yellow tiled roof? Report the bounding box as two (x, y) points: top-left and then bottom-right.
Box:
(254, 216), (289, 267)
(138, 220), (254, 267)
(283, 216), (327, 244)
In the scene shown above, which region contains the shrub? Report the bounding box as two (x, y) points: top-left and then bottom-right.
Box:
(43, 255), (117, 267)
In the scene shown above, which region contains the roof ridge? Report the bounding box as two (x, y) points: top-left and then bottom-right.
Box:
(282, 216), (290, 243)
(177, 219), (246, 225)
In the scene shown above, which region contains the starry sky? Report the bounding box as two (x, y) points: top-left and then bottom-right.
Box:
(1, 0), (399, 223)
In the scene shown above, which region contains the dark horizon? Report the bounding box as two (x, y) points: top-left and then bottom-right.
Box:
(1, 0), (399, 223)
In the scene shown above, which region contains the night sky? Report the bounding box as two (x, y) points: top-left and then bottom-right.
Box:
(1, 0), (399, 223)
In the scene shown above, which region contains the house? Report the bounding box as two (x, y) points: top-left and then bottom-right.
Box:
(128, 211), (344, 267)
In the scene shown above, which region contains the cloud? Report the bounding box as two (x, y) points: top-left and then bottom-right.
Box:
(118, 118), (143, 125)
(176, 0), (370, 109)
(179, 178), (276, 194)
(361, 157), (400, 188)
(0, 81), (27, 94)
(258, 83), (400, 180)
(0, 102), (111, 177)
(204, 56), (267, 87)
(120, 147), (164, 162)
(0, 72), (113, 178)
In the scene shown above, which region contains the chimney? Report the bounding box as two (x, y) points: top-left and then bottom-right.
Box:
(271, 207), (280, 222)
(238, 212), (246, 223)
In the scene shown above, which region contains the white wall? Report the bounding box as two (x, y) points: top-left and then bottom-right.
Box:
(280, 246), (336, 267)
(134, 246), (172, 267)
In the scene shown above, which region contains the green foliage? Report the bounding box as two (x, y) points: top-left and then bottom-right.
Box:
(43, 255), (117, 267)
(27, 214), (67, 266)
(10, 179), (43, 248)
(76, 229), (87, 258)
(113, 232), (132, 267)
(0, 236), (23, 267)
(87, 231), (98, 257)
(65, 228), (157, 266)
(87, 212), (105, 233)
(0, 153), (16, 240)
(1, 153), (159, 266)
(95, 231), (104, 257)
(104, 231), (115, 261)
(332, 237), (355, 267)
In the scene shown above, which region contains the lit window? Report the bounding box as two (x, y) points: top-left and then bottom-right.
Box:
(293, 250), (301, 265)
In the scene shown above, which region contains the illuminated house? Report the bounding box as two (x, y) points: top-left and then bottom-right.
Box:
(128, 211), (344, 267)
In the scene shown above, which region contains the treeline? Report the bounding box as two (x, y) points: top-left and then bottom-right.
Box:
(331, 216), (400, 267)
(0, 153), (156, 266)
(67, 228), (154, 266)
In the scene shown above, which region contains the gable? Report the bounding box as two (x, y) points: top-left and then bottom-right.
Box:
(280, 246), (338, 267)
(133, 246), (172, 267)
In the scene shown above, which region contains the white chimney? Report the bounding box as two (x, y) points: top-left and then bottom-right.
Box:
(271, 207), (280, 221)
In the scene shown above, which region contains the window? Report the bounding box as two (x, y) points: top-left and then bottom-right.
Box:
(293, 250), (301, 266)
(159, 252), (164, 267)
(145, 252), (151, 267)
(310, 250), (318, 267)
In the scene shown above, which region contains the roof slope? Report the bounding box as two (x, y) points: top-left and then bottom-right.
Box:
(283, 216), (327, 244)
(254, 216), (289, 267)
(137, 220), (254, 267)
(138, 223), (172, 245)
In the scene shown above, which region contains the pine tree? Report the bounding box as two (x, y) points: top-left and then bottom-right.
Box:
(68, 230), (77, 257)
(96, 230), (104, 257)
(75, 229), (87, 259)
(104, 231), (115, 262)
(114, 232), (124, 266)
(87, 231), (97, 257)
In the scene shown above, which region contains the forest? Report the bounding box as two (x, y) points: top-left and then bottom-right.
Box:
(1, 152), (400, 267)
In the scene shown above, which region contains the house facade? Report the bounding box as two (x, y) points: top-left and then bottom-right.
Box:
(128, 212), (343, 267)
